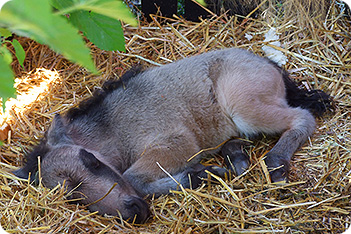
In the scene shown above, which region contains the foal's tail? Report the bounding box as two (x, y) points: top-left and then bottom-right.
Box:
(281, 69), (333, 117)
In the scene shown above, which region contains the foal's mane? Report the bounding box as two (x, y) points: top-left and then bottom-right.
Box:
(65, 66), (144, 121)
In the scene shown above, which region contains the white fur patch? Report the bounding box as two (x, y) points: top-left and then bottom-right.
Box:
(231, 115), (258, 136)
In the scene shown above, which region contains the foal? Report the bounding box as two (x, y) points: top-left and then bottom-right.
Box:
(14, 48), (331, 223)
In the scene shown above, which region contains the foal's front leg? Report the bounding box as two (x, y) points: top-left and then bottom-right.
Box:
(123, 134), (227, 197)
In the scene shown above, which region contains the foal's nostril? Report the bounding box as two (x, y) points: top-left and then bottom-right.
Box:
(124, 196), (150, 223)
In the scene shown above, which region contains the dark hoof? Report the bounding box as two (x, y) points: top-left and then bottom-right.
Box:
(188, 165), (228, 188)
(269, 167), (288, 183)
(221, 140), (250, 176)
(264, 153), (289, 183)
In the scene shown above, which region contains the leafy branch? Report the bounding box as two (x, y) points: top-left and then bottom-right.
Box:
(0, 0), (137, 110)
(0, 0), (206, 110)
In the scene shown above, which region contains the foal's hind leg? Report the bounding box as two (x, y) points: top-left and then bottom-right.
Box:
(264, 107), (316, 182)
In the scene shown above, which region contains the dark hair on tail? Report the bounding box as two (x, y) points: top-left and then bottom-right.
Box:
(280, 69), (333, 117)
(267, 59), (333, 117)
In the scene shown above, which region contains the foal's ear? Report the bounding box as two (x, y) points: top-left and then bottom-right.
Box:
(47, 114), (73, 146)
(79, 149), (101, 170)
(13, 115), (69, 181)
(12, 140), (49, 183)
(13, 163), (38, 182)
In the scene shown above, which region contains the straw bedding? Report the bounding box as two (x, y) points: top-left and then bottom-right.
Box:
(1, 1), (350, 233)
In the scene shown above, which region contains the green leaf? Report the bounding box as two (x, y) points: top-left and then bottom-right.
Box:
(0, 50), (15, 109)
(11, 39), (25, 67)
(50, 0), (71, 10)
(195, 0), (206, 6)
(52, 0), (127, 52)
(0, 27), (12, 38)
(0, 0), (98, 73)
(55, 0), (137, 26)
(70, 11), (125, 51)
(50, 0), (76, 11)
(79, 0), (137, 26)
(0, 45), (12, 64)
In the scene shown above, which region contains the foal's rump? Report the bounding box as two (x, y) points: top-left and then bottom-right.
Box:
(212, 48), (290, 136)
(206, 48), (331, 181)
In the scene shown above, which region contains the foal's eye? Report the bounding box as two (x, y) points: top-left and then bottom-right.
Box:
(56, 171), (78, 186)
(57, 171), (66, 178)
(61, 174), (83, 190)
(68, 178), (82, 189)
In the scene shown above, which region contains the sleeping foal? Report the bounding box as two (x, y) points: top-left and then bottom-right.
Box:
(14, 48), (331, 223)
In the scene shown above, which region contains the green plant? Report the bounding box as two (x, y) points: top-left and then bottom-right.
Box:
(0, 0), (206, 110)
(0, 0), (137, 110)
(0, 28), (17, 107)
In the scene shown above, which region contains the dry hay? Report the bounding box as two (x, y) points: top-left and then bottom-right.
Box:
(1, 1), (350, 233)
